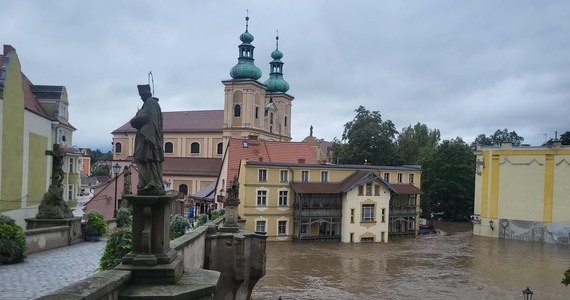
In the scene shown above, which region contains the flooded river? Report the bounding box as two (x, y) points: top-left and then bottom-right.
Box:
(252, 223), (570, 299)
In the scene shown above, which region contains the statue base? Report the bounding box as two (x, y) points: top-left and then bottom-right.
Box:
(123, 193), (179, 266)
(116, 253), (184, 284)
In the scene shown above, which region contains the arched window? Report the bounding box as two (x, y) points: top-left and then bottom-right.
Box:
(179, 184), (188, 196)
(234, 104), (241, 117)
(191, 142), (200, 154)
(164, 142), (174, 154)
(115, 142), (122, 154)
(217, 142), (224, 155)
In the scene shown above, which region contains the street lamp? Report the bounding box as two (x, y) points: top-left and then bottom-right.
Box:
(112, 163), (121, 218)
(522, 286), (533, 300)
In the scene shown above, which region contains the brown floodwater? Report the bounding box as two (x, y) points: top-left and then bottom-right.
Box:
(251, 222), (570, 300)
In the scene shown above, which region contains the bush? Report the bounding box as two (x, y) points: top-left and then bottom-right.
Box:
(84, 211), (108, 236)
(195, 214), (208, 228)
(218, 208), (225, 216)
(99, 227), (132, 270)
(210, 210), (220, 221)
(170, 215), (191, 240)
(0, 214), (26, 264)
(116, 208), (132, 228)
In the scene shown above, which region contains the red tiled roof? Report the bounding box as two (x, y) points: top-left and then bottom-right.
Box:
(162, 157), (222, 177)
(389, 183), (423, 195)
(225, 138), (317, 188)
(112, 110), (224, 134)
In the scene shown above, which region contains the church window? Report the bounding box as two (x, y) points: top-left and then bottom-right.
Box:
(217, 142), (224, 155)
(190, 142), (200, 154)
(115, 142), (122, 154)
(164, 142), (173, 153)
(270, 113), (274, 124)
(234, 104), (241, 117)
(255, 107), (259, 119)
(284, 116), (288, 127)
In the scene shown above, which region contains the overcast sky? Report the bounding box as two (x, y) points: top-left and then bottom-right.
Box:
(2, 1), (569, 151)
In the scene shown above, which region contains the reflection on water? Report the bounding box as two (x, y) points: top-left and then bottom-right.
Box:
(252, 224), (570, 300)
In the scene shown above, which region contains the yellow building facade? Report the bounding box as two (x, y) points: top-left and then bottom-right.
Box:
(237, 159), (422, 242)
(473, 142), (570, 243)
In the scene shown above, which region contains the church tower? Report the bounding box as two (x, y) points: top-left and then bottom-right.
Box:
(263, 33), (294, 140)
(222, 17), (293, 143)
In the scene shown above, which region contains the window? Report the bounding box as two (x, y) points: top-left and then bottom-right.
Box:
(164, 142), (174, 153)
(279, 190), (288, 206)
(358, 185), (363, 196)
(381, 208), (386, 223)
(361, 204), (375, 222)
(217, 142), (223, 155)
(256, 220), (266, 233)
(280, 170), (288, 182)
(255, 106), (259, 119)
(270, 112), (274, 124)
(350, 208), (355, 223)
(409, 174), (415, 184)
(179, 184), (188, 196)
(361, 237), (374, 243)
(301, 170), (309, 182)
(374, 185), (380, 196)
(257, 190), (267, 206)
(383, 173), (390, 182)
(69, 158), (74, 173)
(350, 233), (354, 243)
(381, 232), (385, 242)
(278, 220), (287, 235)
(397, 173), (403, 183)
(190, 142), (200, 154)
(258, 169), (267, 182)
(321, 171), (328, 182)
(365, 183), (372, 196)
(284, 116), (288, 127)
(234, 104), (241, 117)
(115, 142), (122, 154)
(68, 185), (73, 200)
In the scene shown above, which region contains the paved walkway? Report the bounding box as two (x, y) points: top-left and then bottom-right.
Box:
(0, 239), (106, 299)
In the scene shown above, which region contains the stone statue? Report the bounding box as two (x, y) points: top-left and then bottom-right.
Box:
(225, 176), (240, 206)
(36, 144), (73, 219)
(130, 84), (165, 195)
(310, 125), (313, 137)
(123, 165), (132, 195)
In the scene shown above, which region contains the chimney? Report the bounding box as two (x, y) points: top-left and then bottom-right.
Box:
(298, 156), (306, 164)
(258, 154), (263, 162)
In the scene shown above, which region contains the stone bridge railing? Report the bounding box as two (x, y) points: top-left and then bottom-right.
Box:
(39, 217), (266, 300)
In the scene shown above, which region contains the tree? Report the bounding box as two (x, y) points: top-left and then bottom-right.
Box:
(332, 106), (398, 165)
(395, 123), (441, 165)
(421, 138), (475, 220)
(544, 131), (570, 146)
(471, 128), (524, 148)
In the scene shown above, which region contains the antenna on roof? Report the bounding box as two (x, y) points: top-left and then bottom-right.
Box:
(148, 71), (155, 96)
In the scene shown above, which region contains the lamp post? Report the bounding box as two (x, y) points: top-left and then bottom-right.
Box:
(522, 286), (533, 300)
(112, 163), (121, 218)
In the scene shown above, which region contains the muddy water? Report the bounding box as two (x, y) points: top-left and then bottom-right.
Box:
(252, 223), (570, 300)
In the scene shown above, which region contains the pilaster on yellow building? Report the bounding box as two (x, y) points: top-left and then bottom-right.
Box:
(473, 142), (570, 244)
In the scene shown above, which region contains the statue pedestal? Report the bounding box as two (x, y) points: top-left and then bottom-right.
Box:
(120, 193), (181, 284)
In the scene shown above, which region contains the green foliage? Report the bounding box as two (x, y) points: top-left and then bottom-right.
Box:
(84, 211), (108, 236)
(210, 211), (220, 221)
(544, 131), (570, 146)
(0, 214), (26, 264)
(332, 106), (398, 165)
(116, 208), (132, 228)
(170, 215), (191, 240)
(395, 123), (440, 165)
(421, 138), (475, 220)
(99, 227), (132, 271)
(92, 165), (110, 176)
(195, 214), (208, 228)
(562, 265), (570, 286)
(218, 208), (225, 216)
(471, 128), (524, 148)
